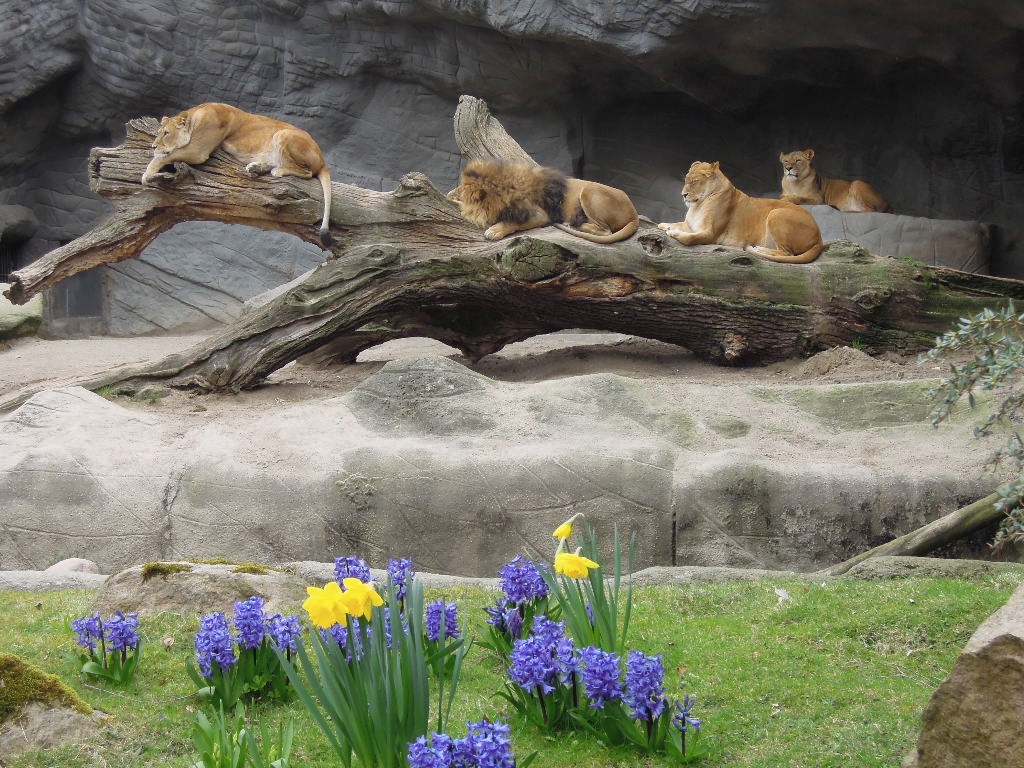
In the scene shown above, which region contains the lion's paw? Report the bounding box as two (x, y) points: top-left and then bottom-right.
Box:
(245, 162), (273, 176)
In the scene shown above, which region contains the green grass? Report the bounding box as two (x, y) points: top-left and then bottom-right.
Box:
(2, 574), (1019, 767)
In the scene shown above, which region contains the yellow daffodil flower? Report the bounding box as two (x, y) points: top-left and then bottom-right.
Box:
(554, 549), (599, 579)
(340, 577), (384, 620)
(553, 512), (583, 542)
(303, 581), (351, 629)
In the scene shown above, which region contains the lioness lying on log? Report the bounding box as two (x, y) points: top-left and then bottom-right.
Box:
(779, 148), (889, 213)
(659, 161), (824, 264)
(141, 102), (334, 246)
(447, 160), (639, 243)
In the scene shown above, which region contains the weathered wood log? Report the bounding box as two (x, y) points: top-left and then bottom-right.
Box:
(823, 492), (1003, 576)
(4, 94), (1024, 406)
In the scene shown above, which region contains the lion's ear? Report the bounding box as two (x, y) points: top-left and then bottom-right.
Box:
(804, 149), (815, 160)
(688, 160), (702, 170)
(159, 116), (170, 126)
(711, 161), (720, 171)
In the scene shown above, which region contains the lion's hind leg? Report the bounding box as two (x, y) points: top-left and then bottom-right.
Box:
(747, 209), (823, 263)
(846, 180), (890, 213)
(262, 130), (318, 179)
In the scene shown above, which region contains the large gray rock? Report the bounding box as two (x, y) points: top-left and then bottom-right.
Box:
(0, 703), (103, 760)
(0, 355), (1003, 576)
(904, 582), (1024, 768)
(809, 207), (992, 273)
(93, 562), (311, 616)
(0, 1), (1022, 334)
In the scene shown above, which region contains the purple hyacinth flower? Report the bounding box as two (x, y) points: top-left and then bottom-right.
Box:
(408, 732), (455, 768)
(504, 606), (524, 639)
(485, 597), (508, 629)
(267, 613), (302, 653)
(530, 615), (565, 648)
(499, 555), (548, 604)
(233, 596), (267, 650)
(194, 612), (237, 678)
(509, 635), (559, 695)
(387, 557), (414, 602)
(426, 600), (460, 643)
(673, 694), (702, 733)
(103, 611), (141, 653)
(71, 612), (104, 651)
(579, 645), (623, 709)
(461, 719), (516, 768)
(334, 555), (371, 584)
(624, 649), (666, 721)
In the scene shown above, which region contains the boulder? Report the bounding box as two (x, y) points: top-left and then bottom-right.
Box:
(0, 354), (1004, 577)
(904, 582), (1024, 767)
(44, 557), (101, 574)
(809, 207), (992, 273)
(0, 653), (103, 761)
(92, 562), (311, 616)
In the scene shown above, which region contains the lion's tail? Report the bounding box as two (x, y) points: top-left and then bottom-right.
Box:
(317, 166), (333, 247)
(745, 242), (824, 264)
(553, 217), (639, 244)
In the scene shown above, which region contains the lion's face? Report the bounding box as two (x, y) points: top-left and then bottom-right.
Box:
(151, 114), (192, 157)
(681, 162), (723, 205)
(779, 150), (814, 181)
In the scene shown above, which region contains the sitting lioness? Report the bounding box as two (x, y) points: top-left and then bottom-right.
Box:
(779, 149), (889, 213)
(446, 160), (639, 243)
(658, 161), (823, 264)
(142, 102), (333, 246)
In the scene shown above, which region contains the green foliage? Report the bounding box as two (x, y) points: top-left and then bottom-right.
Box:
(279, 577), (465, 768)
(190, 702), (294, 768)
(543, 521), (635, 654)
(3, 576), (1023, 767)
(924, 301), (1024, 550)
(188, 638), (293, 710)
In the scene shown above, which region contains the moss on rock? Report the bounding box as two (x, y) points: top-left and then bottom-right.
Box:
(140, 562), (194, 582)
(0, 654), (91, 724)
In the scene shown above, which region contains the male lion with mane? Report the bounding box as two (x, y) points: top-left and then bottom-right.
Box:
(779, 149), (889, 213)
(142, 102), (334, 246)
(659, 161), (823, 264)
(447, 160), (639, 243)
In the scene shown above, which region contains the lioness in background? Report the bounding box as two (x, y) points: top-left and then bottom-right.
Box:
(659, 161), (823, 264)
(778, 149), (889, 213)
(447, 160), (639, 243)
(142, 103), (334, 246)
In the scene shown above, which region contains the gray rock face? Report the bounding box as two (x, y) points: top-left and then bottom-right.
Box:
(904, 583), (1024, 768)
(0, 1), (1021, 333)
(808, 207), (992, 273)
(0, 356), (1003, 577)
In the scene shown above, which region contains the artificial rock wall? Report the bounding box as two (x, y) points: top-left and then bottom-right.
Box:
(2, 0), (1023, 333)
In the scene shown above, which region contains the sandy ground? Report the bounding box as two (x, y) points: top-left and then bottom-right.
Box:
(0, 330), (950, 416)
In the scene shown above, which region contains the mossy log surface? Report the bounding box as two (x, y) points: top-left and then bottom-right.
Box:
(4, 95), (1024, 401)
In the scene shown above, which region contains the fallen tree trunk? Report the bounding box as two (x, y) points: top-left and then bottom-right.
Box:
(823, 492), (1003, 576)
(4, 95), (1024, 401)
